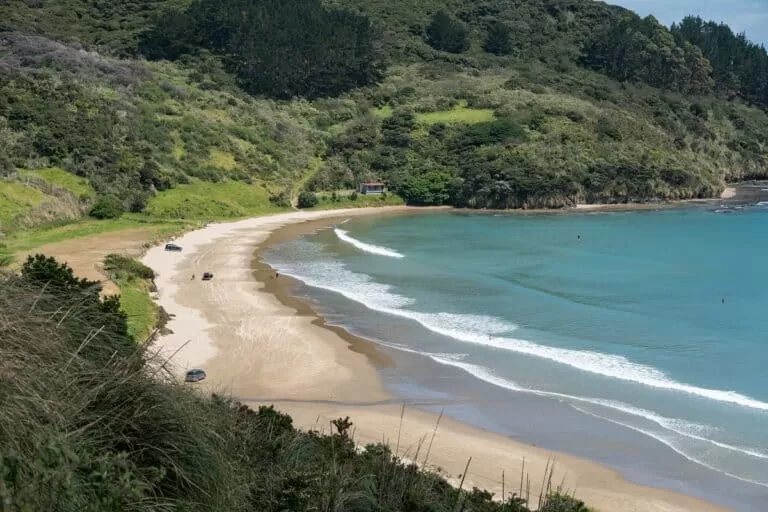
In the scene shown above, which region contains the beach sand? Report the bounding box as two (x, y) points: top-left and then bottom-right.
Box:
(142, 207), (729, 512)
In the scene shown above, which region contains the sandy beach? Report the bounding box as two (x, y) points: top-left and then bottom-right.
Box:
(142, 207), (729, 512)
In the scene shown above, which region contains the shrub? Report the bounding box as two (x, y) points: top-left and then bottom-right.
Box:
(297, 191), (319, 208)
(596, 117), (623, 141)
(89, 194), (124, 219)
(381, 109), (416, 147)
(452, 119), (528, 150)
(103, 254), (155, 280)
(19, 254), (130, 345)
(397, 171), (458, 205)
(269, 190), (291, 207)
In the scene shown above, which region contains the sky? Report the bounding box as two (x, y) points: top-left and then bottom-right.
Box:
(609, 0), (768, 46)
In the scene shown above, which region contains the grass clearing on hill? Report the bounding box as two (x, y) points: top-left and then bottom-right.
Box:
(416, 100), (496, 125)
(372, 105), (393, 118)
(0, 181), (47, 226)
(19, 168), (96, 198)
(205, 148), (238, 170)
(145, 180), (286, 219)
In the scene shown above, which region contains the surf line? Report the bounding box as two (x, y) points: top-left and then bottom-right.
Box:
(334, 228), (405, 258)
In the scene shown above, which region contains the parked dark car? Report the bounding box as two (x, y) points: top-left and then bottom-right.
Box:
(202, 272), (214, 280)
(185, 368), (206, 383)
(165, 243), (183, 252)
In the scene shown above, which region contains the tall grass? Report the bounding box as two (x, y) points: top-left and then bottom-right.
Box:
(0, 273), (246, 510)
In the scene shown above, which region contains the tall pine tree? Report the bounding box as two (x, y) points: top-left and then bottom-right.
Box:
(141, 0), (385, 99)
(483, 21), (513, 55)
(425, 10), (469, 54)
(672, 16), (768, 107)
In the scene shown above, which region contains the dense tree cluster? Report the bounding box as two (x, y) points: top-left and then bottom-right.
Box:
(671, 16), (768, 107)
(140, 0), (385, 99)
(483, 21), (514, 55)
(582, 15), (714, 95)
(424, 9), (470, 54)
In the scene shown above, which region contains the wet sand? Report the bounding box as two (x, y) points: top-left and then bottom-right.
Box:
(142, 207), (729, 512)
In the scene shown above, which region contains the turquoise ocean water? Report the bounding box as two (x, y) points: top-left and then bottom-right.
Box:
(264, 207), (768, 509)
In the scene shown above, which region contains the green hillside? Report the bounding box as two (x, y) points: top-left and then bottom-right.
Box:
(0, 0), (767, 222)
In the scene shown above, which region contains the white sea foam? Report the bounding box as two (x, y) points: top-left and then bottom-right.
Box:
(429, 329), (768, 412)
(428, 354), (768, 487)
(582, 400), (768, 460)
(334, 228), (404, 258)
(274, 255), (768, 413)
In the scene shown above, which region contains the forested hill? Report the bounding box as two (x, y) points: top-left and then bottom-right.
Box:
(1, 0), (768, 223)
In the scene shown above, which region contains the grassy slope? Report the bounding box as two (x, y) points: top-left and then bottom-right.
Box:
(0, 34), (324, 231)
(19, 168), (96, 198)
(0, 169), (97, 233)
(145, 180), (285, 219)
(416, 100), (495, 125)
(102, 254), (161, 341)
(0, 181), (46, 225)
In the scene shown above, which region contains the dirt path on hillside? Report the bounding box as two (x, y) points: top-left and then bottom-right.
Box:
(18, 228), (160, 295)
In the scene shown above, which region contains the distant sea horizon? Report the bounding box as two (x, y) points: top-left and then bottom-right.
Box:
(264, 205), (768, 511)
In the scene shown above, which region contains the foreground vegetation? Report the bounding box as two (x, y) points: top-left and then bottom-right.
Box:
(0, 256), (589, 511)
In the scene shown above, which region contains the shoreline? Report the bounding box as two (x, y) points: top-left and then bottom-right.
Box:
(142, 206), (729, 512)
